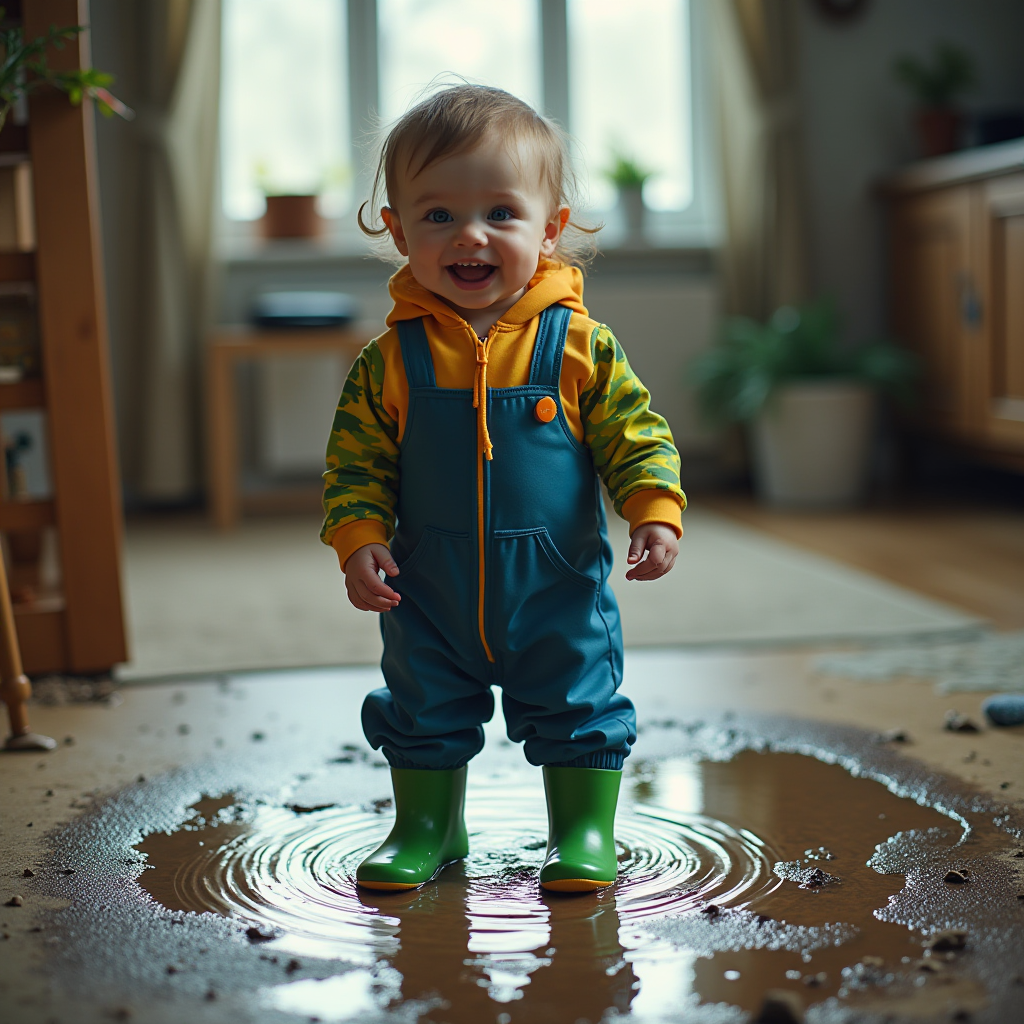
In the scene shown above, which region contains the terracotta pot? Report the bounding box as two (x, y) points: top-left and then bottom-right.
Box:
(260, 194), (322, 239)
(915, 108), (962, 158)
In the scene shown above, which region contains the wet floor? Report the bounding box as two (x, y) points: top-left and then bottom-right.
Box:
(131, 748), (1017, 1023)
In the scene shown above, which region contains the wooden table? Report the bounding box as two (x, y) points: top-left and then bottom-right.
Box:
(205, 325), (372, 529)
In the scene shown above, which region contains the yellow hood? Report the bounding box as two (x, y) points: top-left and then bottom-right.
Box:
(384, 259), (589, 329)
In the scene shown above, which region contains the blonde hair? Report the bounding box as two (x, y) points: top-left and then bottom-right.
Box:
(358, 83), (598, 266)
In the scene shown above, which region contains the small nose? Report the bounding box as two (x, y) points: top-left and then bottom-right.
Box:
(454, 218), (487, 247)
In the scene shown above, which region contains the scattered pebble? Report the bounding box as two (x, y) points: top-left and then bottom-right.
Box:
(982, 694), (1024, 727)
(22, 869), (34, 878)
(286, 959), (301, 974)
(944, 869), (970, 884)
(165, 965), (177, 975)
(924, 928), (967, 953)
(63, 736), (75, 745)
(286, 804), (335, 815)
(753, 989), (804, 1024)
(137, 775), (146, 783)
(5, 896), (23, 907)
(245, 925), (274, 943)
(785, 969), (802, 980)
(60, 868), (75, 876)
(803, 847), (834, 861)
(699, 903), (721, 918)
(1001, 782), (1012, 789)
(944, 711), (980, 733)
(45, 790), (53, 797)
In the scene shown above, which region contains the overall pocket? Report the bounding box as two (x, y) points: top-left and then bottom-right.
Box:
(489, 528), (604, 662)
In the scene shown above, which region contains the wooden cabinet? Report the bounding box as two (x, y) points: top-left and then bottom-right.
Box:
(884, 140), (1024, 468)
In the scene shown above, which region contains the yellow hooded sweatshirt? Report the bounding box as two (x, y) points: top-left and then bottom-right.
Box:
(322, 260), (685, 570)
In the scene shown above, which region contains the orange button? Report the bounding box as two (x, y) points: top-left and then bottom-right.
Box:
(534, 396), (557, 423)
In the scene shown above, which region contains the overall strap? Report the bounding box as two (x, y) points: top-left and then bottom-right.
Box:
(396, 317), (437, 389)
(528, 304), (573, 389)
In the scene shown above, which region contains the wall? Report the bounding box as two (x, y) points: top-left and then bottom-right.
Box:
(220, 249), (719, 479)
(798, 0), (1024, 347)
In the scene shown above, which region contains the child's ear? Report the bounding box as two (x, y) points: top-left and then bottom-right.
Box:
(381, 207), (409, 257)
(541, 206), (571, 257)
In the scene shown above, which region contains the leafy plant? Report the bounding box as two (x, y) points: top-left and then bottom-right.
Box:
(688, 298), (919, 424)
(0, 7), (132, 134)
(604, 150), (652, 190)
(894, 42), (976, 108)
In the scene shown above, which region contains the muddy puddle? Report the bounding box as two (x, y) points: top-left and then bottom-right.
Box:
(130, 748), (1020, 1023)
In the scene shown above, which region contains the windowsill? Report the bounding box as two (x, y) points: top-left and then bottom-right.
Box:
(218, 227), (718, 275)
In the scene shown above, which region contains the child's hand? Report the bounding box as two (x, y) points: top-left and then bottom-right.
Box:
(625, 523), (679, 582)
(344, 543), (401, 612)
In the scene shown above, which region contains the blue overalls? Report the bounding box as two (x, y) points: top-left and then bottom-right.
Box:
(361, 304), (636, 771)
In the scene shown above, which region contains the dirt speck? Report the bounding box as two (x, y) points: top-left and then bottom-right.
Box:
(944, 869), (970, 883)
(5, 895), (23, 907)
(22, 868), (34, 878)
(245, 925), (274, 943)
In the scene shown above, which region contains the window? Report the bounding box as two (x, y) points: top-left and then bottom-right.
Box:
(220, 0), (718, 246)
(377, 0), (542, 124)
(221, 0), (350, 221)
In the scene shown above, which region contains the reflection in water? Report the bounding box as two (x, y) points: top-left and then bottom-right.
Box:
(137, 752), (956, 1022)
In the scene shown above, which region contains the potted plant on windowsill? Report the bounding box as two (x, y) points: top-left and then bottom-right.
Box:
(604, 151), (653, 247)
(894, 42), (975, 158)
(688, 299), (918, 508)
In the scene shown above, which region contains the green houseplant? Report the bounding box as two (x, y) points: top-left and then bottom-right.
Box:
(689, 299), (918, 507)
(893, 42), (976, 158)
(604, 150), (653, 245)
(0, 8), (131, 134)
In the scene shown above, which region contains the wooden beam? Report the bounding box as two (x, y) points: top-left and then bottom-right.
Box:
(22, 0), (127, 671)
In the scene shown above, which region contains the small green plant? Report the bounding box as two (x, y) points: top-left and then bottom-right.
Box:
(604, 150), (652, 190)
(688, 298), (918, 424)
(894, 42), (975, 108)
(0, 7), (132, 134)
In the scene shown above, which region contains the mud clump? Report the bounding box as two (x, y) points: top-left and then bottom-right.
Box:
(944, 711), (981, 733)
(753, 989), (804, 1023)
(944, 869), (970, 884)
(924, 928), (968, 953)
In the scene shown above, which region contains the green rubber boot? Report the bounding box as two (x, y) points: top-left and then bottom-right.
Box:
(357, 767), (469, 890)
(539, 766), (621, 892)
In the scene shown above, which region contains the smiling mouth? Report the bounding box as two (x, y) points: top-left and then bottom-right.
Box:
(447, 262), (497, 287)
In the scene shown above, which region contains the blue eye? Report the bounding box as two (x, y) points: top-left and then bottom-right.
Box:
(489, 207), (513, 222)
(426, 209), (452, 223)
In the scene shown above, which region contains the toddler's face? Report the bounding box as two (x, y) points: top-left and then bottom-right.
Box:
(384, 134), (567, 323)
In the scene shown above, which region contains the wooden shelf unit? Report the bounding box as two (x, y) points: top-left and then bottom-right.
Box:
(0, 0), (127, 675)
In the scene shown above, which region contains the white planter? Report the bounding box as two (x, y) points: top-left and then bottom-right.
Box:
(617, 186), (646, 246)
(751, 380), (876, 508)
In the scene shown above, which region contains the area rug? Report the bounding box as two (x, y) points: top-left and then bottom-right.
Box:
(117, 509), (984, 680)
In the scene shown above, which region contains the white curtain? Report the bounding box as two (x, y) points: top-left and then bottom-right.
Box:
(136, 0), (221, 500)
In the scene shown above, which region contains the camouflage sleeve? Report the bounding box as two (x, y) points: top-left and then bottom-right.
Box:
(320, 340), (400, 545)
(580, 324), (685, 516)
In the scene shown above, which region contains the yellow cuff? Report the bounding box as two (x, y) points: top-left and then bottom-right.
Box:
(330, 520), (390, 572)
(621, 491), (684, 539)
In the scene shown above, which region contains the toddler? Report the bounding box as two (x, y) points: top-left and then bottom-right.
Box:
(322, 85), (685, 892)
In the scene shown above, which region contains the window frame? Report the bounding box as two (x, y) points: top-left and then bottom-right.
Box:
(218, 0), (720, 253)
